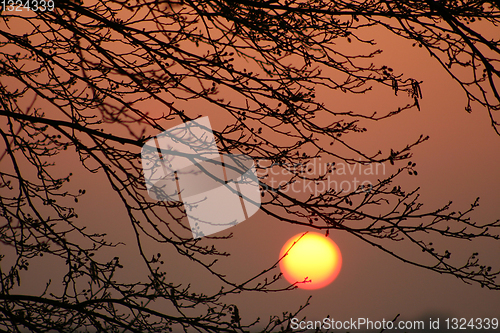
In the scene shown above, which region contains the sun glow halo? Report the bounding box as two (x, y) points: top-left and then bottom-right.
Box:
(279, 232), (342, 290)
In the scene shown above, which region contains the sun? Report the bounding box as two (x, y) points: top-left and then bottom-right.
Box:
(279, 232), (342, 290)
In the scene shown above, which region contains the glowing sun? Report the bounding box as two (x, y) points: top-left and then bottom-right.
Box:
(279, 232), (342, 290)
